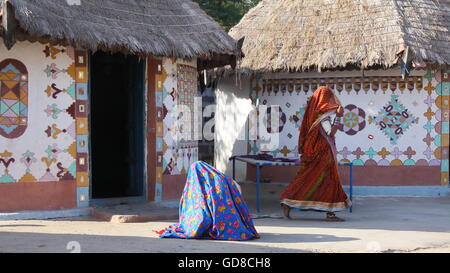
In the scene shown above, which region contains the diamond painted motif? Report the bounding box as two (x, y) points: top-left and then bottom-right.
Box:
(369, 95), (419, 144)
(289, 104), (307, 129)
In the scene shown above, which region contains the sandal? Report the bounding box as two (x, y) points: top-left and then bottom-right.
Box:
(326, 212), (345, 222)
(281, 204), (292, 219)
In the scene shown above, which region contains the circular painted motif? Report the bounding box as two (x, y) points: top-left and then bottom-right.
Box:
(263, 106), (286, 133)
(338, 104), (366, 135)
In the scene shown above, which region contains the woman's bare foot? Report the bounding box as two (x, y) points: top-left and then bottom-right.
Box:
(281, 204), (292, 219)
(326, 212), (345, 222)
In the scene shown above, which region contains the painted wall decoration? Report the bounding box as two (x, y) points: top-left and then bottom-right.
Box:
(0, 40), (204, 208)
(161, 59), (199, 176)
(368, 95), (419, 144)
(153, 57), (164, 202)
(436, 70), (449, 185)
(249, 69), (446, 184)
(338, 104), (366, 136)
(289, 103), (307, 129)
(73, 49), (89, 207)
(260, 76), (423, 96)
(0, 59), (28, 138)
(0, 150), (15, 182)
(0, 40), (89, 204)
(262, 105), (287, 134)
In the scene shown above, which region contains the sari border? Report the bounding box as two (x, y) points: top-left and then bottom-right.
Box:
(281, 198), (352, 212)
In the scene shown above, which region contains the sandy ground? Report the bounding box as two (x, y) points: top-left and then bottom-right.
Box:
(1, 196), (450, 253)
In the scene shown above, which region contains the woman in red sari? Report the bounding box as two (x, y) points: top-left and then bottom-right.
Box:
(280, 86), (351, 221)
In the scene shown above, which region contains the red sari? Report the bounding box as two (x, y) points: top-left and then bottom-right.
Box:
(280, 86), (351, 212)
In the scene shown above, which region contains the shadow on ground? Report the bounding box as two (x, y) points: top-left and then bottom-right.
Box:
(245, 196), (450, 234)
(0, 231), (317, 253)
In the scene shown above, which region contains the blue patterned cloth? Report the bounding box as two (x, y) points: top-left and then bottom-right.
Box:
(160, 161), (259, 241)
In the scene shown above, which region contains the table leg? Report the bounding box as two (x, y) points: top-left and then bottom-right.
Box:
(232, 158), (236, 181)
(350, 164), (353, 213)
(256, 164), (260, 213)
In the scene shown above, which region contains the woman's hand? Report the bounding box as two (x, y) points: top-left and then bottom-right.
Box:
(330, 107), (343, 137)
(336, 106), (344, 117)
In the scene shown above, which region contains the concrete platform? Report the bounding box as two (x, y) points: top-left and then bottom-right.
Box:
(90, 202), (179, 223)
(0, 208), (91, 221)
(87, 181), (285, 223)
(2, 181), (448, 224)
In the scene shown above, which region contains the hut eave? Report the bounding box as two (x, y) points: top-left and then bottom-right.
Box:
(229, 0), (450, 72)
(0, 0), (239, 66)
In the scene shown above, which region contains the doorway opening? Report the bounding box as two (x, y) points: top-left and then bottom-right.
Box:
(89, 51), (145, 199)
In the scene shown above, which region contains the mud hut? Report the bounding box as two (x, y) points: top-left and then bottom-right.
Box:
(214, 0), (450, 196)
(0, 0), (238, 213)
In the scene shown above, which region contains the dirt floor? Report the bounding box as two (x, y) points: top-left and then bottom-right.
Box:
(1, 196), (450, 253)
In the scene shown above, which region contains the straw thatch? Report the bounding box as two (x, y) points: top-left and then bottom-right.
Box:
(229, 0), (450, 72)
(0, 0), (238, 60)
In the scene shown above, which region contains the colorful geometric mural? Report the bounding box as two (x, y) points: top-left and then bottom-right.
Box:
(0, 42), (89, 205)
(289, 104), (307, 129)
(18, 150), (37, 182)
(0, 150), (15, 182)
(338, 104), (366, 136)
(368, 95), (419, 145)
(260, 76), (423, 96)
(263, 105), (287, 133)
(73, 49), (89, 207)
(0, 40), (204, 209)
(162, 60), (199, 176)
(437, 70), (449, 185)
(249, 69), (446, 179)
(153, 57), (164, 201)
(0, 59), (28, 139)
(43, 45), (66, 60)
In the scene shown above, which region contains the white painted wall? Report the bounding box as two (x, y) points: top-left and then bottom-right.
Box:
(0, 40), (77, 182)
(214, 75), (254, 180)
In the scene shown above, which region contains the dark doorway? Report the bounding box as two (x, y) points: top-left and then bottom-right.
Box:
(90, 51), (145, 199)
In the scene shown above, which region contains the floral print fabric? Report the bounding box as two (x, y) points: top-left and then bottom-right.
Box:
(160, 161), (259, 241)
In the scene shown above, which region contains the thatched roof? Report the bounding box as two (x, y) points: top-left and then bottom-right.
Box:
(0, 0), (238, 61)
(229, 0), (450, 72)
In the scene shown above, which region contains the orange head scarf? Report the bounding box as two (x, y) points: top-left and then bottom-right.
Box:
(298, 86), (341, 155)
